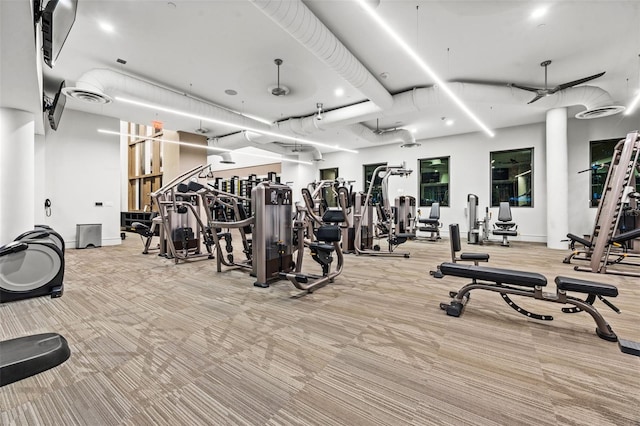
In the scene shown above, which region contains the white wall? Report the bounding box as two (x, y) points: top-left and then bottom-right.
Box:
(321, 123), (548, 242)
(34, 133), (46, 225)
(41, 109), (121, 247)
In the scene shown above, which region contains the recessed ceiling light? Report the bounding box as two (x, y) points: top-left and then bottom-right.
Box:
(530, 6), (548, 19)
(99, 21), (114, 33)
(334, 87), (345, 97)
(225, 89), (238, 96)
(410, 128), (417, 133)
(445, 119), (454, 126)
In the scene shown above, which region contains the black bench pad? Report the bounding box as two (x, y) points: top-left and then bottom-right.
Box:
(309, 242), (335, 253)
(459, 252), (490, 261)
(555, 276), (618, 297)
(439, 262), (547, 287)
(419, 218), (439, 224)
(567, 233), (592, 248)
(611, 228), (640, 244)
(493, 229), (518, 236)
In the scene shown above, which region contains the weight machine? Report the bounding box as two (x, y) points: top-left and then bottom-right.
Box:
(354, 163), (414, 257)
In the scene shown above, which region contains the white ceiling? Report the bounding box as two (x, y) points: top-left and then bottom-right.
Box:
(42, 0), (640, 152)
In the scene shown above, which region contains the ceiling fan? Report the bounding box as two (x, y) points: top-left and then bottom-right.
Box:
(509, 60), (605, 104)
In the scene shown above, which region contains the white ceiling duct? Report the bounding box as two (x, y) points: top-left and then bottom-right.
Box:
(250, 0), (393, 110)
(270, 82), (625, 141)
(62, 68), (271, 131)
(346, 123), (416, 146)
(310, 146), (323, 162)
(219, 152), (235, 164)
(404, 83), (624, 119)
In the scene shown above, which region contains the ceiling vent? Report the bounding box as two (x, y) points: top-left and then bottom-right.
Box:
(575, 105), (626, 119)
(61, 87), (112, 104)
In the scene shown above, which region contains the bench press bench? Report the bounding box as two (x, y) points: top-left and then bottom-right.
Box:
(435, 262), (619, 342)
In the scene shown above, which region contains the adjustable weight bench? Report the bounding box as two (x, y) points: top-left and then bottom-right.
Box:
(435, 262), (619, 342)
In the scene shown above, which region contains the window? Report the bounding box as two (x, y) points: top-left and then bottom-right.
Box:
(363, 162), (387, 205)
(590, 138), (620, 207)
(490, 148), (533, 207)
(419, 157), (449, 206)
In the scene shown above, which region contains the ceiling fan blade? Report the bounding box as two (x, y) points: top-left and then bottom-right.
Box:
(554, 71), (606, 92)
(527, 94), (545, 104)
(509, 83), (540, 93)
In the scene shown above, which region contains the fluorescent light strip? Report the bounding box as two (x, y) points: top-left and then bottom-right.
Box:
(354, 0), (495, 138)
(114, 96), (359, 154)
(98, 129), (313, 165)
(625, 90), (640, 116)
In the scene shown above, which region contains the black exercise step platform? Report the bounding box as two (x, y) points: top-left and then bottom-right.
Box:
(0, 333), (70, 387)
(554, 276), (618, 297)
(618, 338), (640, 357)
(438, 262), (547, 288)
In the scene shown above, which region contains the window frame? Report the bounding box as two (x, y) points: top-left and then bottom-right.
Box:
(418, 156), (450, 207)
(490, 147), (534, 208)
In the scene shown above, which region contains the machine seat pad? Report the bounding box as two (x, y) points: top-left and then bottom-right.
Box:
(396, 233), (413, 239)
(567, 233), (592, 248)
(459, 252), (490, 261)
(419, 218), (440, 224)
(309, 242), (335, 253)
(555, 276), (618, 297)
(610, 228), (640, 244)
(132, 222), (149, 231)
(496, 221), (516, 227)
(493, 229), (518, 236)
(439, 262), (546, 287)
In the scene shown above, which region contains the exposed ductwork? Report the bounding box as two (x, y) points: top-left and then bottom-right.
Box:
(219, 151), (235, 164)
(250, 0), (393, 110)
(345, 123), (416, 146)
(66, 68), (624, 158)
(62, 68), (271, 132)
(264, 83), (625, 139)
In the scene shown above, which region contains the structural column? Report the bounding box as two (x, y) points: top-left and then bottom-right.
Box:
(0, 108), (35, 243)
(545, 107), (568, 249)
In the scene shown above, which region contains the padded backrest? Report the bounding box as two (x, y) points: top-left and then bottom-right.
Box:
(376, 204), (389, 221)
(187, 181), (204, 192)
(236, 204), (252, 234)
(429, 203), (440, 220)
(337, 187), (351, 208)
(301, 188), (314, 212)
(322, 208), (345, 224)
(498, 202), (512, 222)
(316, 224), (341, 242)
(449, 223), (462, 253)
(177, 183), (189, 193)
